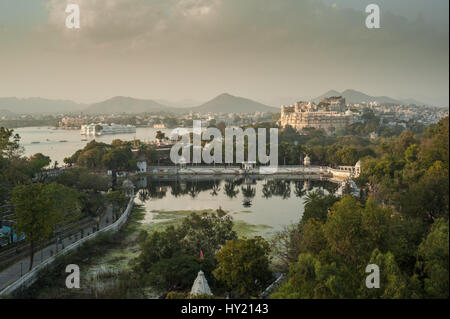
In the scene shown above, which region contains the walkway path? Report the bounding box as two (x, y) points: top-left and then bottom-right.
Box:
(0, 207), (114, 290)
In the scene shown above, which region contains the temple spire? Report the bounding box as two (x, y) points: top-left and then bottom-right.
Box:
(190, 270), (213, 296)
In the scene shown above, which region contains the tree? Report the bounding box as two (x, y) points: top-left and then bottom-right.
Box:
(271, 253), (342, 299)
(101, 148), (133, 171)
(213, 237), (272, 298)
(11, 183), (80, 270)
(270, 225), (302, 273)
(302, 190), (338, 223)
(28, 153), (51, 178)
(135, 209), (237, 293)
(156, 131), (166, 142)
(105, 190), (128, 220)
(359, 249), (409, 299)
(178, 209), (236, 260)
(416, 218), (449, 298)
(0, 127), (23, 159)
(147, 255), (201, 291)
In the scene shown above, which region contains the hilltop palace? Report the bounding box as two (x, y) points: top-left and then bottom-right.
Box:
(279, 96), (354, 134)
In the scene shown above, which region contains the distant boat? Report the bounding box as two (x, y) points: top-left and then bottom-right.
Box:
(59, 140), (68, 143)
(31, 141), (40, 144)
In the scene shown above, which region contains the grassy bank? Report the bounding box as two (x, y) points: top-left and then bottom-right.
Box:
(17, 205), (272, 298)
(16, 205), (151, 299)
(144, 208), (272, 238)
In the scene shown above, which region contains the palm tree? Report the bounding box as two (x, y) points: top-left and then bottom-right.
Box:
(224, 182), (239, 199)
(171, 182), (182, 197)
(241, 185), (256, 198)
(138, 189), (150, 202)
(303, 189), (324, 207)
(294, 181), (307, 198)
(241, 185), (256, 207)
(210, 182), (221, 196)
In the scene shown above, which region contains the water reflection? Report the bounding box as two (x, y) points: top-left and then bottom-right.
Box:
(241, 185), (256, 207)
(134, 176), (339, 234)
(135, 176), (337, 206)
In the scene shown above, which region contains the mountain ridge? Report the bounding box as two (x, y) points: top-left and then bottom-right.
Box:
(84, 96), (177, 114)
(0, 97), (86, 114)
(0, 90), (435, 115)
(312, 89), (427, 106)
(189, 93), (278, 113)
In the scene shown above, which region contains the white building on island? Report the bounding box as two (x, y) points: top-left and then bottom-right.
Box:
(80, 123), (136, 136)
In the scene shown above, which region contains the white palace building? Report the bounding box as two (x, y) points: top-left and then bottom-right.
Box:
(80, 123), (136, 136)
(279, 97), (354, 134)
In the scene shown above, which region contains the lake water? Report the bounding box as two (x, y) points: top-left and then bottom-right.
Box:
(135, 176), (338, 236)
(13, 127), (339, 235)
(14, 126), (171, 165)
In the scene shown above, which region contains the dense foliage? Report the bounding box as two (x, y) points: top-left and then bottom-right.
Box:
(63, 139), (157, 171)
(135, 209), (237, 293)
(213, 237), (272, 297)
(0, 127), (120, 266)
(271, 117), (449, 299)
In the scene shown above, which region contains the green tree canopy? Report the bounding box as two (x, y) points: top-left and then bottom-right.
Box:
(213, 237), (272, 298)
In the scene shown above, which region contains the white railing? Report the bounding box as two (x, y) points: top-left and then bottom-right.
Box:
(0, 196), (135, 297)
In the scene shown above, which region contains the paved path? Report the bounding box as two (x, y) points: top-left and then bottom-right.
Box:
(0, 207), (114, 291)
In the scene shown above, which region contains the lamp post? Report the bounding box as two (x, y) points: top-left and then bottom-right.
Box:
(95, 216), (100, 231)
(54, 230), (59, 253)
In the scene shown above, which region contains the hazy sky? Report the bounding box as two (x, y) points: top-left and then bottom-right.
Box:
(0, 0), (448, 106)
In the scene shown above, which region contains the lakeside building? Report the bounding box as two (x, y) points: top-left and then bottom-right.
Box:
(80, 123), (136, 135)
(279, 97), (354, 134)
(59, 117), (86, 129)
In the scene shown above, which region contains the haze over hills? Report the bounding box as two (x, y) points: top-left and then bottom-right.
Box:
(0, 90), (437, 116)
(154, 98), (202, 108)
(0, 97), (86, 114)
(190, 93), (277, 113)
(84, 94), (277, 114)
(312, 89), (427, 106)
(0, 109), (15, 117)
(84, 93), (277, 114)
(311, 90), (342, 103)
(84, 96), (177, 114)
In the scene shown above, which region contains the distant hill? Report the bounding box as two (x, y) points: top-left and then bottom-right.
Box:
(190, 93), (277, 113)
(312, 90), (342, 102)
(341, 89), (401, 104)
(313, 89), (426, 105)
(0, 94), (277, 115)
(154, 98), (202, 108)
(0, 109), (14, 117)
(401, 98), (427, 106)
(0, 97), (85, 114)
(85, 96), (177, 114)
